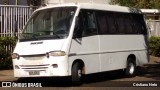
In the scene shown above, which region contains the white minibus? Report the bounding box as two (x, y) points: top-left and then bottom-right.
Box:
(12, 3), (149, 83)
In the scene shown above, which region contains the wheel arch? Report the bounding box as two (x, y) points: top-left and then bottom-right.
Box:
(72, 59), (85, 74)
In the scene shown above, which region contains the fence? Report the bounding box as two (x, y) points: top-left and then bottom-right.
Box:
(147, 20), (160, 37)
(0, 5), (37, 55)
(0, 5), (37, 37)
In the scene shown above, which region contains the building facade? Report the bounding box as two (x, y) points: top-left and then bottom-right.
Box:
(141, 9), (160, 37)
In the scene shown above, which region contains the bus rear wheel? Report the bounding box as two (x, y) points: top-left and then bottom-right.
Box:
(71, 62), (83, 85)
(125, 58), (136, 77)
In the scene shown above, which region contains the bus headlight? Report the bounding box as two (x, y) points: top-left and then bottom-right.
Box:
(12, 53), (20, 59)
(48, 51), (66, 56)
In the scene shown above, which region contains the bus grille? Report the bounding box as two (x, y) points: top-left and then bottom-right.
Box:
(22, 56), (45, 60)
(20, 64), (49, 69)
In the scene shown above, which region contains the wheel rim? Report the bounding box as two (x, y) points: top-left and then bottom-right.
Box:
(129, 63), (134, 74)
(78, 69), (82, 78)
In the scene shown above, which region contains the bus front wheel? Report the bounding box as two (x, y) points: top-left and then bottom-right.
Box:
(71, 62), (83, 85)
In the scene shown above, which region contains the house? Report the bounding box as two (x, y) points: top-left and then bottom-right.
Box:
(141, 9), (160, 20)
(141, 9), (160, 37)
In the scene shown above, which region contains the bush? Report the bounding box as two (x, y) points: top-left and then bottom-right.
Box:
(149, 36), (160, 57)
(0, 37), (16, 69)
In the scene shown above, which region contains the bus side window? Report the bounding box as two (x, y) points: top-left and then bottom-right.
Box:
(73, 12), (83, 38)
(73, 10), (98, 38)
(82, 10), (97, 37)
(124, 14), (135, 34)
(96, 11), (108, 34)
(116, 13), (125, 34)
(105, 12), (117, 34)
(136, 14), (147, 35)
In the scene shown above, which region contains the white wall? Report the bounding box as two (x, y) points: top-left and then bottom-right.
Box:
(44, 0), (110, 5)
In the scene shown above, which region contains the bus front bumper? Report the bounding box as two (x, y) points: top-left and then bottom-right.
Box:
(13, 61), (69, 77)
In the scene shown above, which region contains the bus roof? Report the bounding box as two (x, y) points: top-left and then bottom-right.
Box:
(36, 3), (142, 14)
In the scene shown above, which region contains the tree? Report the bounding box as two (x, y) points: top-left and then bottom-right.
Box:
(110, 0), (160, 9)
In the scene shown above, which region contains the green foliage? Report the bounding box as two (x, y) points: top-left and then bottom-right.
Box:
(149, 36), (160, 57)
(110, 0), (160, 9)
(0, 37), (16, 69)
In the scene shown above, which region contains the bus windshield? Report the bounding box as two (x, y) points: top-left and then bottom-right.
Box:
(20, 7), (77, 42)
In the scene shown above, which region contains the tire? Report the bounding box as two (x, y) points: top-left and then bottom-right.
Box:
(125, 58), (136, 77)
(71, 62), (82, 85)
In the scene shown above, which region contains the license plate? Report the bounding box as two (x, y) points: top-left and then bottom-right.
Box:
(29, 71), (40, 75)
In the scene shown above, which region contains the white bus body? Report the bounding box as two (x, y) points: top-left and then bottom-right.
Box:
(12, 3), (149, 83)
